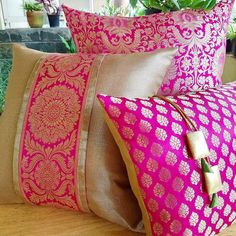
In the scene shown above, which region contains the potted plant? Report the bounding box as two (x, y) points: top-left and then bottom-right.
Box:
(23, 1), (44, 28)
(36, 0), (60, 27)
(130, 0), (217, 15)
(227, 24), (236, 57)
(100, 0), (133, 16)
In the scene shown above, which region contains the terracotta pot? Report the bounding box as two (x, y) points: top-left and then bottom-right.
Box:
(26, 11), (44, 28)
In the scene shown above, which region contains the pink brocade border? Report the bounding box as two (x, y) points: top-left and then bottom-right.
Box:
(14, 53), (97, 212)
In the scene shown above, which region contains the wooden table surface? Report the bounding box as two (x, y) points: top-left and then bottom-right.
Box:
(0, 204), (235, 236)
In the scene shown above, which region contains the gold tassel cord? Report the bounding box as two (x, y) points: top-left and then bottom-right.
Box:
(152, 95), (222, 208)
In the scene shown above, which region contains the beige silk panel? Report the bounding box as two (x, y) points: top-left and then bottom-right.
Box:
(0, 44), (45, 203)
(86, 48), (177, 231)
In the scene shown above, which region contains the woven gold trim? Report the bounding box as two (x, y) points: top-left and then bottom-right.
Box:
(13, 55), (48, 202)
(76, 55), (105, 212)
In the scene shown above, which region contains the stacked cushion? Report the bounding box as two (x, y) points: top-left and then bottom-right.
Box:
(0, 0), (235, 235)
(97, 82), (236, 235)
(63, 0), (235, 95)
(3, 44), (176, 231)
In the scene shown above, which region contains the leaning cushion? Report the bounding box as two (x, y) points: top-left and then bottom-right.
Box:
(63, 0), (235, 95)
(97, 82), (236, 236)
(11, 45), (176, 231)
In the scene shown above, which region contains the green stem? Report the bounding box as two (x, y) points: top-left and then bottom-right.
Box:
(201, 158), (213, 173)
(209, 193), (218, 208)
(139, 0), (149, 8)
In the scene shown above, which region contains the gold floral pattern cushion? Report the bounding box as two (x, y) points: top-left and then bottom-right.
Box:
(63, 0), (235, 95)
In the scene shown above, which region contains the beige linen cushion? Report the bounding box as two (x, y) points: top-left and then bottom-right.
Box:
(2, 44), (176, 231)
(86, 51), (176, 231)
(0, 44), (45, 203)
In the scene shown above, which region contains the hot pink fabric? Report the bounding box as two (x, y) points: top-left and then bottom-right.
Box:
(63, 1), (234, 95)
(17, 53), (96, 211)
(97, 82), (236, 236)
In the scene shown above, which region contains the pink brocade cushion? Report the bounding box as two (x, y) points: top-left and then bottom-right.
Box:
(63, 0), (235, 95)
(97, 82), (236, 236)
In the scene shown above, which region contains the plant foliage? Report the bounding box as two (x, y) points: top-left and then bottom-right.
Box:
(130, 0), (217, 12)
(227, 24), (236, 41)
(23, 1), (43, 11)
(100, 0), (134, 16)
(59, 35), (77, 53)
(0, 61), (12, 114)
(0, 76), (8, 114)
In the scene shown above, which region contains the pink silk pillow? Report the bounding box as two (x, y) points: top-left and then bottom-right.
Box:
(63, 0), (235, 95)
(97, 82), (236, 236)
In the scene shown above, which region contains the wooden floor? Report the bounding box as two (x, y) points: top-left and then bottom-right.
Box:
(0, 204), (235, 236)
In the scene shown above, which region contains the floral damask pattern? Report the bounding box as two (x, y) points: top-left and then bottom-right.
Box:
(17, 53), (96, 210)
(98, 82), (236, 236)
(29, 86), (81, 143)
(63, 0), (235, 95)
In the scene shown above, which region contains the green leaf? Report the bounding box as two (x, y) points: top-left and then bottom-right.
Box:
(227, 24), (236, 41)
(130, 0), (138, 8)
(204, 0), (217, 10)
(201, 159), (213, 173)
(58, 35), (77, 53)
(58, 35), (71, 52)
(133, 0), (217, 12)
(190, 0), (205, 10)
(23, 2), (43, 11)
(209, 193), (218, 208)
(136, 7), (146, 15)
(149, 0), (157, 7)
(70, 39), (76, 53)
(148, 0), (165, 11)
(171, 0), (180, 10)
(178, 0), (192, 8)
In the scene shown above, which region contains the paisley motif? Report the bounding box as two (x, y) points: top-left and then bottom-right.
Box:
(16, 53), (96, 211)
(63, 0), (235, 95)
(97, 82), (236, 236)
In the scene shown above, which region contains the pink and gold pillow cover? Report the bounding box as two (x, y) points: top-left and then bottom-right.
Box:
(13, 47), (176, 231)
(97, 82), (236, 236)
(63, 0), (235, 95)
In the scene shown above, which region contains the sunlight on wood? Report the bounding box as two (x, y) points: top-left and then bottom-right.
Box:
(0, 204), (235, 236)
